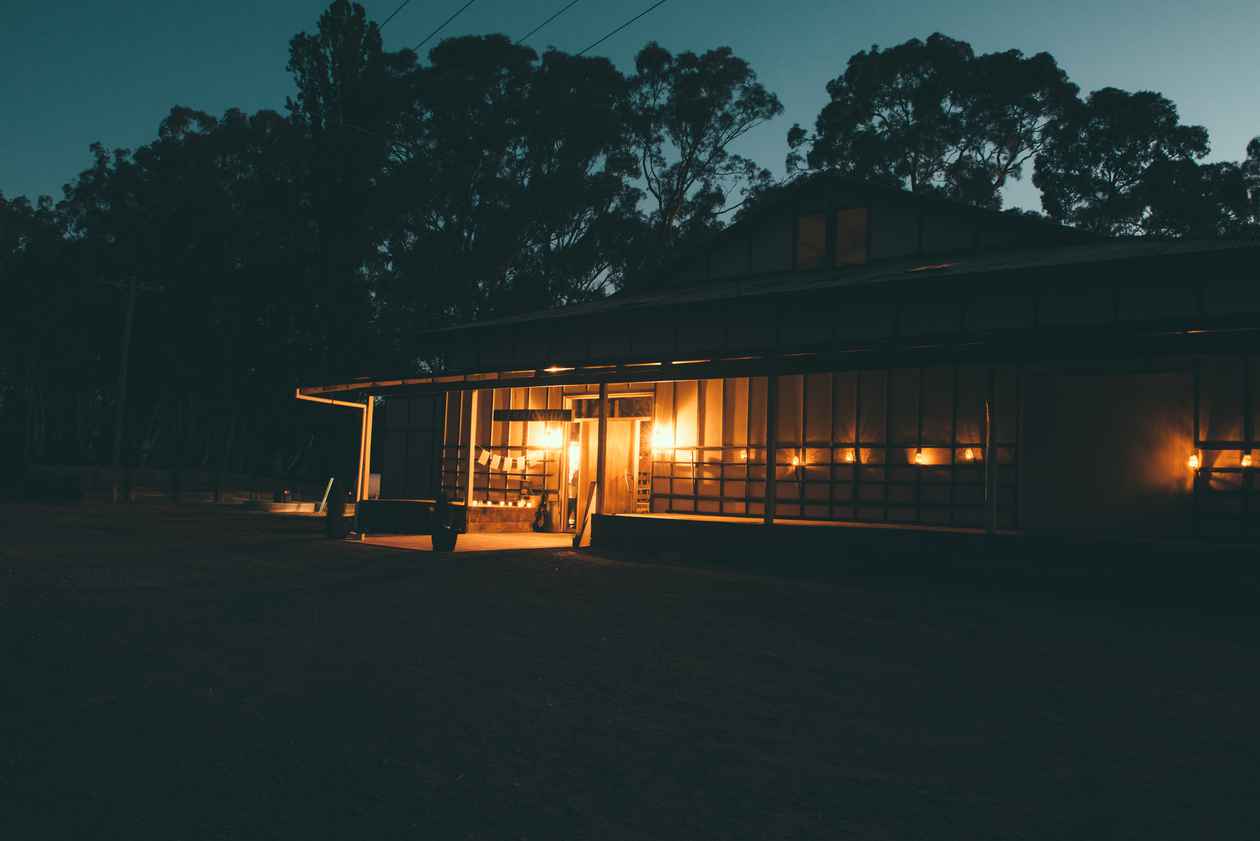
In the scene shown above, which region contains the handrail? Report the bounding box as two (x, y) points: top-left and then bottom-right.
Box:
(572, 480), (598, 548)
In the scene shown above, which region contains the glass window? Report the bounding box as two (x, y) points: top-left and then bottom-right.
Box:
(835, 208), (868, 266)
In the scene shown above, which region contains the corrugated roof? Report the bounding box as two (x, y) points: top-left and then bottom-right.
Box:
(423, 238), (1260, 336)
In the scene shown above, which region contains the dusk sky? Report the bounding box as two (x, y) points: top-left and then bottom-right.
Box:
(4, 0), (1257, 211)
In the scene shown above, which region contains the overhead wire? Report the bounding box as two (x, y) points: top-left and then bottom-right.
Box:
(576, 0), (669, 56)
(414, 0), (479, 51)
(379, 0), (414, 28)
(515, 0), (582, 44)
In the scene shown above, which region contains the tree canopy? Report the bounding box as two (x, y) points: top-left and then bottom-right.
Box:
(2, 8), (1256, 484)
(787, 34), (1077, 209)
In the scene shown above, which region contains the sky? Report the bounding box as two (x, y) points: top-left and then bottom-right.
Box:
(3, 0), (1258, 211)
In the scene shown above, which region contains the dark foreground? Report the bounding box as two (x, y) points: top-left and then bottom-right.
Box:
(2, 505), (1257, 840)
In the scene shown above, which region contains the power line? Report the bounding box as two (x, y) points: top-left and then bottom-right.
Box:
(576, 0), (668, 56)
(379, 0), (414, 29)
(414, 0), (479, 52)
(515, 0), (582, 44)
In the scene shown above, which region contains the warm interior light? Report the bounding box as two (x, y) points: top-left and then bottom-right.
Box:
(1187, 451), (1201, 471)
(541, 426), (564, 450)
(845, 449), (855, 463)
(913, 449), (925, 465)
(542, 365), (573, 374)
(963, 447), (975, 461)
(650, 423), (674, 452)
(1243, 453), (1253, 468)
(790, 454), (800, 467)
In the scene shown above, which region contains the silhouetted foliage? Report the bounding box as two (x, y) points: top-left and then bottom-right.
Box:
(787, 34), (1077, 209)
(626, 42), (783, 284)
(374, 35), (641, 367)
(1033, 87), (1211, 235)
(3, 6), (1256, 482)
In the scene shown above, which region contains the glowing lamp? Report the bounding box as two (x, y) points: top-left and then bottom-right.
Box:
(790, 454), (800, 467)
(650, 423), (674, 453)
(1243, 454), (1253, 469)
(913, 449), (925, 465)
(1187, 451), (1201, 471)
(541, 426), (564, 450)
(845, 449), (855, 463)
(963, 447), (975, 461)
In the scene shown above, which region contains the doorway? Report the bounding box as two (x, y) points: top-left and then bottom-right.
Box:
(564, 394), (653, 534)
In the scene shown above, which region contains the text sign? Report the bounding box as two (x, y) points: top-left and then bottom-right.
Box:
(491, 409), (573, 422)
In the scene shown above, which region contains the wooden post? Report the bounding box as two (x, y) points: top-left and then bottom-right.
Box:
(765, 374), (778, 526)
(595, 381), (608, 515)
(357, 396), (375, 501)
(985, 368), (997, 534)
(466, 390), (478, 509)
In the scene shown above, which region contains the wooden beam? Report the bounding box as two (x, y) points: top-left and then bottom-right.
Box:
(466, 389), (478, 508)
(357, 396), (375, 501)
(595, 381), (608, 516)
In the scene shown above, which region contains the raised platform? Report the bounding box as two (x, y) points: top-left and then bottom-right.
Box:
(590, 512), (999, 574)
(589, 512), (1260, 580)
(355, 498), (549, 534)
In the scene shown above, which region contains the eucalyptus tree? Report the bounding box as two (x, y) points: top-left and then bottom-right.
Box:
(375, 35), (641, 367)
(628, 42), (783, 255)
(1033, 87), (1211, 235)
(786, 33), (1077, 209)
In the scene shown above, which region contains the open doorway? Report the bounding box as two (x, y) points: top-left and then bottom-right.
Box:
(563, 394), (653, 534)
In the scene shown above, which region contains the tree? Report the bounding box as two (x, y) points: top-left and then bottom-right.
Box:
(1033, 87), (1210, 235)
(375, 35), (641, 366)
(787, 34), (1077, 209)
(629, 42), (783, 261)
(286, 0), (413, 379)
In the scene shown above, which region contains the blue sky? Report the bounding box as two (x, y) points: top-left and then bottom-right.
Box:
(3, 0), (1257, 211)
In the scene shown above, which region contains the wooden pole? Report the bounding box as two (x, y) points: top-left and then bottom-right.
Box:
(466, 390), (478, 508)
(357, 396), (375, 501)
(595, 381), (608, 515)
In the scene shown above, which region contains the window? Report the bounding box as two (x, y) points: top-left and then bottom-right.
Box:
(796, 213), (826, 270)
(835, 207), (868, 266)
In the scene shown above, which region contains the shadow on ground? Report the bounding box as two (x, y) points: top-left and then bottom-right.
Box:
(2, 503), (1257, 839)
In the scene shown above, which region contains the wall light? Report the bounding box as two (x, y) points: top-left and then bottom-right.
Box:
(913, 449), (926, 465)
(963, 447), (975, 461)
(650, 423), (674, 453)
(845, 449), (856, 463)
(1243, 453), (1253, 469)
(790, 454), (800, 467)
(542, 426), (564, 450)
(1187, 451), (1201, 471)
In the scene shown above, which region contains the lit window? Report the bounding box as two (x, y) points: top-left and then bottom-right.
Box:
(796, 213), (826, 270)
(835, 207), (868, 267)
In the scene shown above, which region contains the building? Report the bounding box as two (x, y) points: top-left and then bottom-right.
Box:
(297, 175), (1260, 552)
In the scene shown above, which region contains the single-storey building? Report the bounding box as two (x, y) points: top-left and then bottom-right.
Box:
(298, 175), (1260, 553)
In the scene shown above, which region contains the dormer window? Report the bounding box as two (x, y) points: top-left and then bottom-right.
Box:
(797, 208), (869, 270)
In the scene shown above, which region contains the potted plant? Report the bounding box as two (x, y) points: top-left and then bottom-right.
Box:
(431, 491), (459, 552)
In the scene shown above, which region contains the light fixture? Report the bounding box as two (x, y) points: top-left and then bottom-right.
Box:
(963, 447), (975, 461)
(650, 423), (674, 453)
(542, 365), (573, 374)
(542, 426), (564, 450)
(914, 449), (925, 465)
(790, 454), (800, 467)
(845, 449), (856, 463)
(1243, 453), (1253, 469)
(1187, 451), (1201, 471)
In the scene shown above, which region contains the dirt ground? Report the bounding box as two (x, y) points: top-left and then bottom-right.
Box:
(2, 504), (1258, 840)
